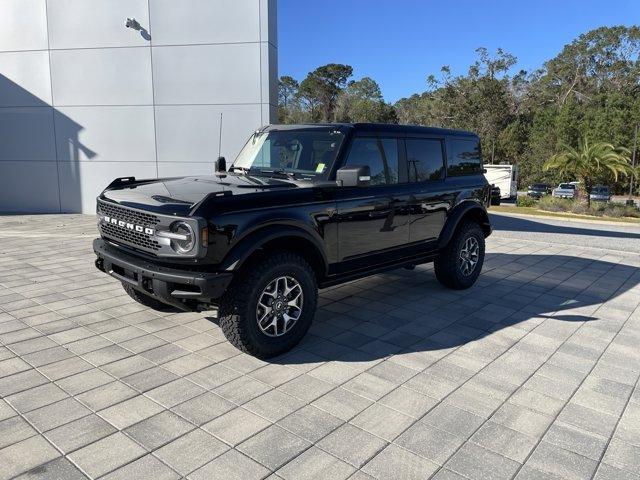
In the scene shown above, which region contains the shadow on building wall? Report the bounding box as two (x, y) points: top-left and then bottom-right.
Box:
(0, 74), (95, 213)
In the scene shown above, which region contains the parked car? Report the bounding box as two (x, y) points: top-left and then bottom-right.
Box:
(552, 183), (576, 199)
(490, 186), (501, 205)
(93, 123), (492, 358)
(527, 183), (550, 198)
(589, 185), (611, 202)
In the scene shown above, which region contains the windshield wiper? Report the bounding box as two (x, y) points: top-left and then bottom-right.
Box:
(252, 168), (299, 180)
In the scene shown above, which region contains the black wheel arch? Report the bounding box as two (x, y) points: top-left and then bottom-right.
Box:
(219, 225), (329, 281)
(438, 201), (491, 249)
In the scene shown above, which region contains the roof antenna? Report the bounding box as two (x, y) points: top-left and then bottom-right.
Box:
(218, 112), (223, 159)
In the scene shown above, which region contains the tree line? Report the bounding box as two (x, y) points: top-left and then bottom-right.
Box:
(278, 26), (640, 193)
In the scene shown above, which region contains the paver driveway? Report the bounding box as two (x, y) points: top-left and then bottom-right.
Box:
(0, 213), (639, 480)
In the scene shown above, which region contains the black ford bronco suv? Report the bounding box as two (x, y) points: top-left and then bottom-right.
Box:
(94, 123), (491, 358)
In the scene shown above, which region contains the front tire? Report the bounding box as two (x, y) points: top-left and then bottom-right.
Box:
(434, 222), (485, 290)
(218, 252), (317, 359)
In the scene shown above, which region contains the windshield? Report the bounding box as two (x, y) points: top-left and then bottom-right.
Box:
(559, 183), (575, 189)
(231, 129), (345, 180)
(593, 186), (609, 193)
(531, 184), (547, 189)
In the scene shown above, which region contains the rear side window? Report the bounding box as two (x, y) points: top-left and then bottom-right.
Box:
(447, 138), (482, 176)
(345, 138), (398, 185)
(405, 139), (444, 182)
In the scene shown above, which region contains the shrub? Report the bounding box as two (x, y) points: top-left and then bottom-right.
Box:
(537, 196), (574, 212)
(603, 202), (640, 218)
(516, 196), (537, 207)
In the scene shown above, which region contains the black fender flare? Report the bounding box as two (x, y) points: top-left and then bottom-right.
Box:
(437, 201), (491, 249)
(219, 225), (329, 275)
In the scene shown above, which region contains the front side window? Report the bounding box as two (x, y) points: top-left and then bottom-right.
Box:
(345, 138), (399, 186)
(232, 129), (345, 179)
(406, 138), (445, 182)
(447, 138), (482, 176)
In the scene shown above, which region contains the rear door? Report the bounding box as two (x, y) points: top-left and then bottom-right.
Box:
(404, 136), (451, 243)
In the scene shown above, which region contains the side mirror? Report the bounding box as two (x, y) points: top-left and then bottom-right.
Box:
(215, 156), (226, 172)
(336, 165), (371, 187)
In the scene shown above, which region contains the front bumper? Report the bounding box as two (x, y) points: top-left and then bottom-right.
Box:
(93, 238), (233, 311)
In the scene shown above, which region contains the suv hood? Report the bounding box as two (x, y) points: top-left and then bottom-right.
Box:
(101, 174), (299, 215)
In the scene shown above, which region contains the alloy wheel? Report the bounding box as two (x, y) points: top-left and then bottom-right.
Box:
(459, 236), (479, 276)
(256, 276), (303, 337)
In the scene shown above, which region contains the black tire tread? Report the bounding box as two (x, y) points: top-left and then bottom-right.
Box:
(218, 251), (317, 358)
(434, 221), (484, 290)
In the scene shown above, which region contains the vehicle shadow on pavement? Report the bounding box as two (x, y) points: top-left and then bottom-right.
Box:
(491, 214), (640, 240)
(269, 252), (639, 364)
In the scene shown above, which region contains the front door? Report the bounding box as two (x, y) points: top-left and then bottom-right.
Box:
(334, 136), (410, 272)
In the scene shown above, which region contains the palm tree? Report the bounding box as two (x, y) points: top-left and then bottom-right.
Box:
(543, 137), (632, 205)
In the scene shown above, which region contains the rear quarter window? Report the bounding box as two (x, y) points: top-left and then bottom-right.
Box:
(447, 137), (482, 176)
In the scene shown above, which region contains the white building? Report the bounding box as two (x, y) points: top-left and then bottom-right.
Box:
(0, 0), (277, 213)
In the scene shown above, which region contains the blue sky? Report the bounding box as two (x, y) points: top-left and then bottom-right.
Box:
(277, 0), (640, 103)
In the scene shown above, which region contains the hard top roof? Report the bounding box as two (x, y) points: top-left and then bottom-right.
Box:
(265, 123), (477, 137)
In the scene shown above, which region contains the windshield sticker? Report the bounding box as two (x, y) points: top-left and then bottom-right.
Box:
(316, 163), (326, 173)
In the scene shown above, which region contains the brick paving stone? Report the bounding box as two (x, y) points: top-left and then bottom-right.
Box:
(396, 421), (465, 465)
(277, 447), (355, 480)
(601, 438), (640, 474)
(43, 414), (117, 454)
(469, 421), (538, 464)
(171, 391), (235, 426)
(23, 397), (91, 432)
(278, 405), (343, 443)
(68, 432), (146, 479)
(12, 457), (88, 480)
(525, 441), (599, 480)
(0, 416), (37, 449)
(351, 403), (414, 441)
(444, 442), (521, 480)
(317, 423), (387, 468)
(362, 444), (439, 480)
(100, 455), (180, 480)
(187, 449), (269, 480)
(154, 429), (228, 476)
(124, 410), (194, 450)
(237, 424), (310, 470)
(0, 436), (60, 480)
(75, 381), (138, 411)
(98, 395), (164, 429)
(311, 387), (373, 421)
(243, 389), (306, 422)
(203, 407), (271, 446)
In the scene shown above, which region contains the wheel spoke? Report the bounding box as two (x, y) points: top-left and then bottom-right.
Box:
(287, 291), (302, 307)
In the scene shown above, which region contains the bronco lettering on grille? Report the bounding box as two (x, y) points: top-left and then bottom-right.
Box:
(102, 215), (154, 235)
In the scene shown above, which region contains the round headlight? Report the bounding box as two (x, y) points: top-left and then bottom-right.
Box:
(169, 221), (195, 254)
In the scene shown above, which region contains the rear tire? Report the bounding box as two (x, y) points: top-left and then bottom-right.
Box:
(122, 283), (174, 311)
(434, 222), (485, 290)
(218, 252), (317, 359)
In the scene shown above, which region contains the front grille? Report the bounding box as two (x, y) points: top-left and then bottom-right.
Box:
(98, 201), (161, 252)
